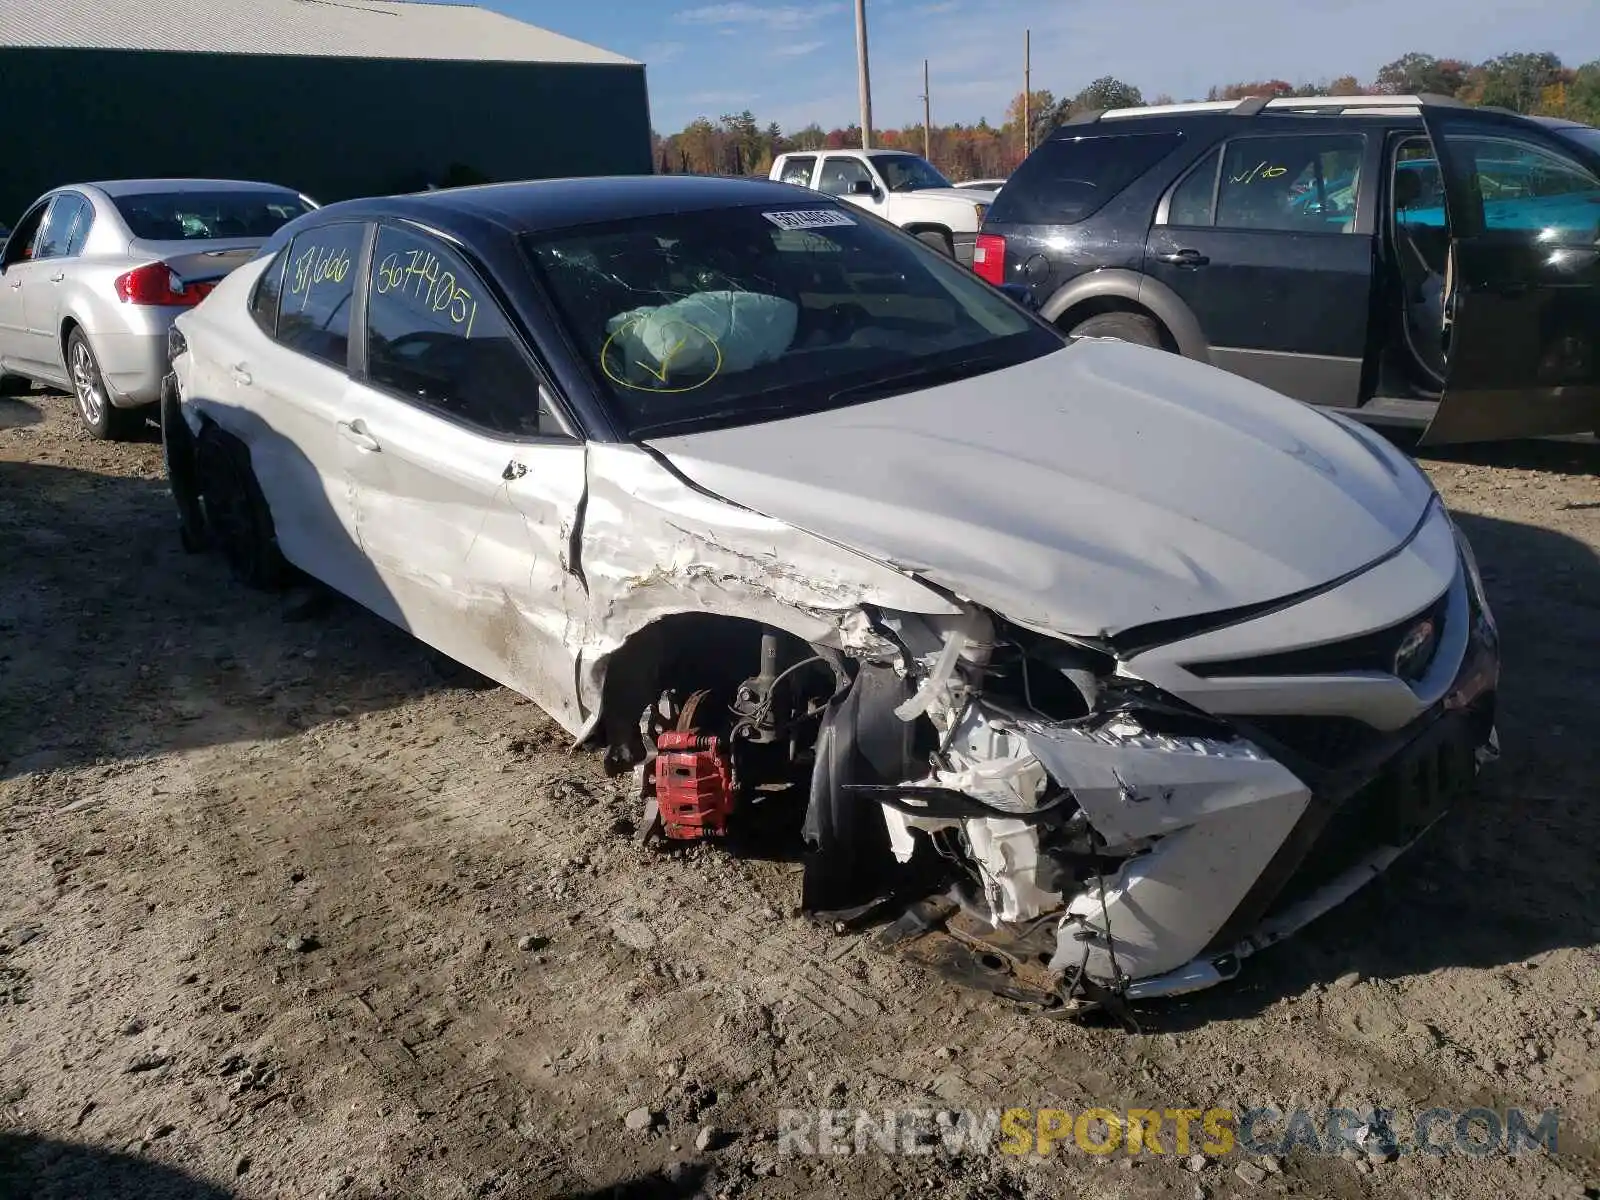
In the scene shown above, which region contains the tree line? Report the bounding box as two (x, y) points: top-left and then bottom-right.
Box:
(653, 51), (1600, 181)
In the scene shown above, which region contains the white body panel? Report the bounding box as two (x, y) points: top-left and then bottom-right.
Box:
(647, 339), (1437, 639)
(171, 223), (1496, 999)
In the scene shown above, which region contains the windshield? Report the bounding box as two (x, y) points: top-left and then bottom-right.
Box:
(869, 155), (953, 192)
(525, 203), (1060, 437)
(113, 190), (312, 241)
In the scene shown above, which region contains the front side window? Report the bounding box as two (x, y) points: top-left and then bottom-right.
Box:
(987, 132), (1185, 226)
(818, 157), (875, 197)
(526, 202), (1061, 437)
(112, 189), (313, 242)
(1441, 132), (1600, 244)
(0, 201), (51, 266)
(778, 156), (816, 187)
(365, 224), (563, 438)
(1215, 134), (1366, 233)
(274, 223), (364, 369)
(870, 155), (952, 192)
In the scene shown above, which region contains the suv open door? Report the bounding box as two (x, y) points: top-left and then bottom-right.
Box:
(1419, 106), (1600, 444)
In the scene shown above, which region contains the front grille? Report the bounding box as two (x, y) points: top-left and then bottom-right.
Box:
(1186, 587), (1449, 681)
(1232, 715), (1389, 771)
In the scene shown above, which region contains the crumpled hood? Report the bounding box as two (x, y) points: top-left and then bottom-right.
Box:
(646, 339), (1436, 639)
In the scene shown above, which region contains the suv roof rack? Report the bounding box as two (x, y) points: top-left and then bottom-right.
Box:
(1059, 93), (1479, 128)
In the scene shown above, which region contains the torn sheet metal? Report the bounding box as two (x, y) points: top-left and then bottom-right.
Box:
(568, 443), (961, 736)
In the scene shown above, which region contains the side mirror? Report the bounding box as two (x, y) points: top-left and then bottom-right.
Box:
(998, 283), (1040, 311)
(849, 179), (880, 200)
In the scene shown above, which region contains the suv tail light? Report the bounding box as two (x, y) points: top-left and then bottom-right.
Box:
(114, 263), (216, 307)
(973, 233), (1006, 285)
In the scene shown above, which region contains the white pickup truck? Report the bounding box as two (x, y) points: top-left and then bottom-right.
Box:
(768, 149), (997, 266)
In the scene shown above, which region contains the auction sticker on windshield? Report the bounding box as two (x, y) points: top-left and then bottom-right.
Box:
(762, 210), (857, 230)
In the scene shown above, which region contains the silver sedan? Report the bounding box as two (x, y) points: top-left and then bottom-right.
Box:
(0, 179), (315, 439)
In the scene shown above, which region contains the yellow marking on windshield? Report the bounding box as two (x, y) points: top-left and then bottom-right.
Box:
(600, 317), (724, 393)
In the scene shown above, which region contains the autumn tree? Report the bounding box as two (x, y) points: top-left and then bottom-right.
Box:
(1569, 60), (1600, 124)
(1374, 52), (1468, 96)
(1070, 76), (1144, 114)
(1207, 80), (1295, 100)
(1469, 50), (1565, 111)
(1004, 90), (1058, 153)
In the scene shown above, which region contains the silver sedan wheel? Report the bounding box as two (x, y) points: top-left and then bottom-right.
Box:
(71, 337), (105, 428)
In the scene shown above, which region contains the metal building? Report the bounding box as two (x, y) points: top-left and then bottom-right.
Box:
(0, 0), (651, 220)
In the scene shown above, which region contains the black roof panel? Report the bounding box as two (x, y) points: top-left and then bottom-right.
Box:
(308, 175), (824, 238)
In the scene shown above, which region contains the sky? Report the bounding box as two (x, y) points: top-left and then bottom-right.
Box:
(460, 0), (1600, 133)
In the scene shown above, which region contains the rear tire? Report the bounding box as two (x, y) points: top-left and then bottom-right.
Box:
(194, 424), (288, 591)
(1067, 311), (1165, 349)
(914, 229), (955, 257)
(67, 328), (144, 440)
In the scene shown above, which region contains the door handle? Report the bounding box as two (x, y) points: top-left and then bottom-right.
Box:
(7, 280), (19, 290)
(336, 420), (381, 453)
(49, 272), (64, 284)
(1154, 248), (1210, 267)
(230, 364), (252, 385)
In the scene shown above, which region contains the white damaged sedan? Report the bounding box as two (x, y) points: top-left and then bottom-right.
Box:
(162, 177), (1499, 1018)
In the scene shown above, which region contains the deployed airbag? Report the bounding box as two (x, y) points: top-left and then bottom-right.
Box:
(606, 291), (798, 384)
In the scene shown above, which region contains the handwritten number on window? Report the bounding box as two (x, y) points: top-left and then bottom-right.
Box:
(289, 243), (352, 310)
(1229, 162), (1288, 186)
(376, 248), (479, 337)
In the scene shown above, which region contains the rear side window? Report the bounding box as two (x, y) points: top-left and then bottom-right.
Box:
(986, 131), (1184, 225)
(112, 190), (312, 241)
(33, 195), (83, 260)
(819, 156), (875, 196)
(274, 223), (364, 370)
(778, 156), (816, 187)
(59, 195), (94, 256)
(250, 248), (287, 337)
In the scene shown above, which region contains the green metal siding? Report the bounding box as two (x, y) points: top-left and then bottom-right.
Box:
(0, 48), (653, 220)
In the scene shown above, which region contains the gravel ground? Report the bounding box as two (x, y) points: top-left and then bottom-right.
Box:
(1, 390), (1597, 1200)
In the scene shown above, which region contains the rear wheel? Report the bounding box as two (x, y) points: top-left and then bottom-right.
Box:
(914, 229), (955, 257)
(68, 328), (143, 440)
(194, 424), (288, 591)
(1066, 311), (1165, 349)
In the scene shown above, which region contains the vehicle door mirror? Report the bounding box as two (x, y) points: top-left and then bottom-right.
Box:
(849, 179), (881, 201)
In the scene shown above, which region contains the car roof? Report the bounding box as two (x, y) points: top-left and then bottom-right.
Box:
(1527, 115), (1593, 130)
(307, 174), (836, 236)
(74, 179), (305, 197)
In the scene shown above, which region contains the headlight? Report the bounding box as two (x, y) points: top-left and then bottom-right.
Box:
(167, 323), (187, 362)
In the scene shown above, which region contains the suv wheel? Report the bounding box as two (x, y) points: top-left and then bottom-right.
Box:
(1067, 312), (1164, 349)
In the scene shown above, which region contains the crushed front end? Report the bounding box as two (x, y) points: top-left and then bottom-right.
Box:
(801, 499), (1499, 1017)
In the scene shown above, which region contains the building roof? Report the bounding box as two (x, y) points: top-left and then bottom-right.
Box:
(0, 0), (635, 66)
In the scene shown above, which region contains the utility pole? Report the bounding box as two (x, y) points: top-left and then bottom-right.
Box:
(921, 59), (932, 160)
(1023, 29), (1032, 156)
(855, 0), (873, 149)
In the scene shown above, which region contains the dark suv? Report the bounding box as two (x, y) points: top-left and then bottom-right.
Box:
(975, 95), (1600, 444)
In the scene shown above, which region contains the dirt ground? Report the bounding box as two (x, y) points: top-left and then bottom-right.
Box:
(1, 389), (1597, 1200)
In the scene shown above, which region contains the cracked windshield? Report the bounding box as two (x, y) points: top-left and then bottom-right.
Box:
(526, 204), (1058, 435)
